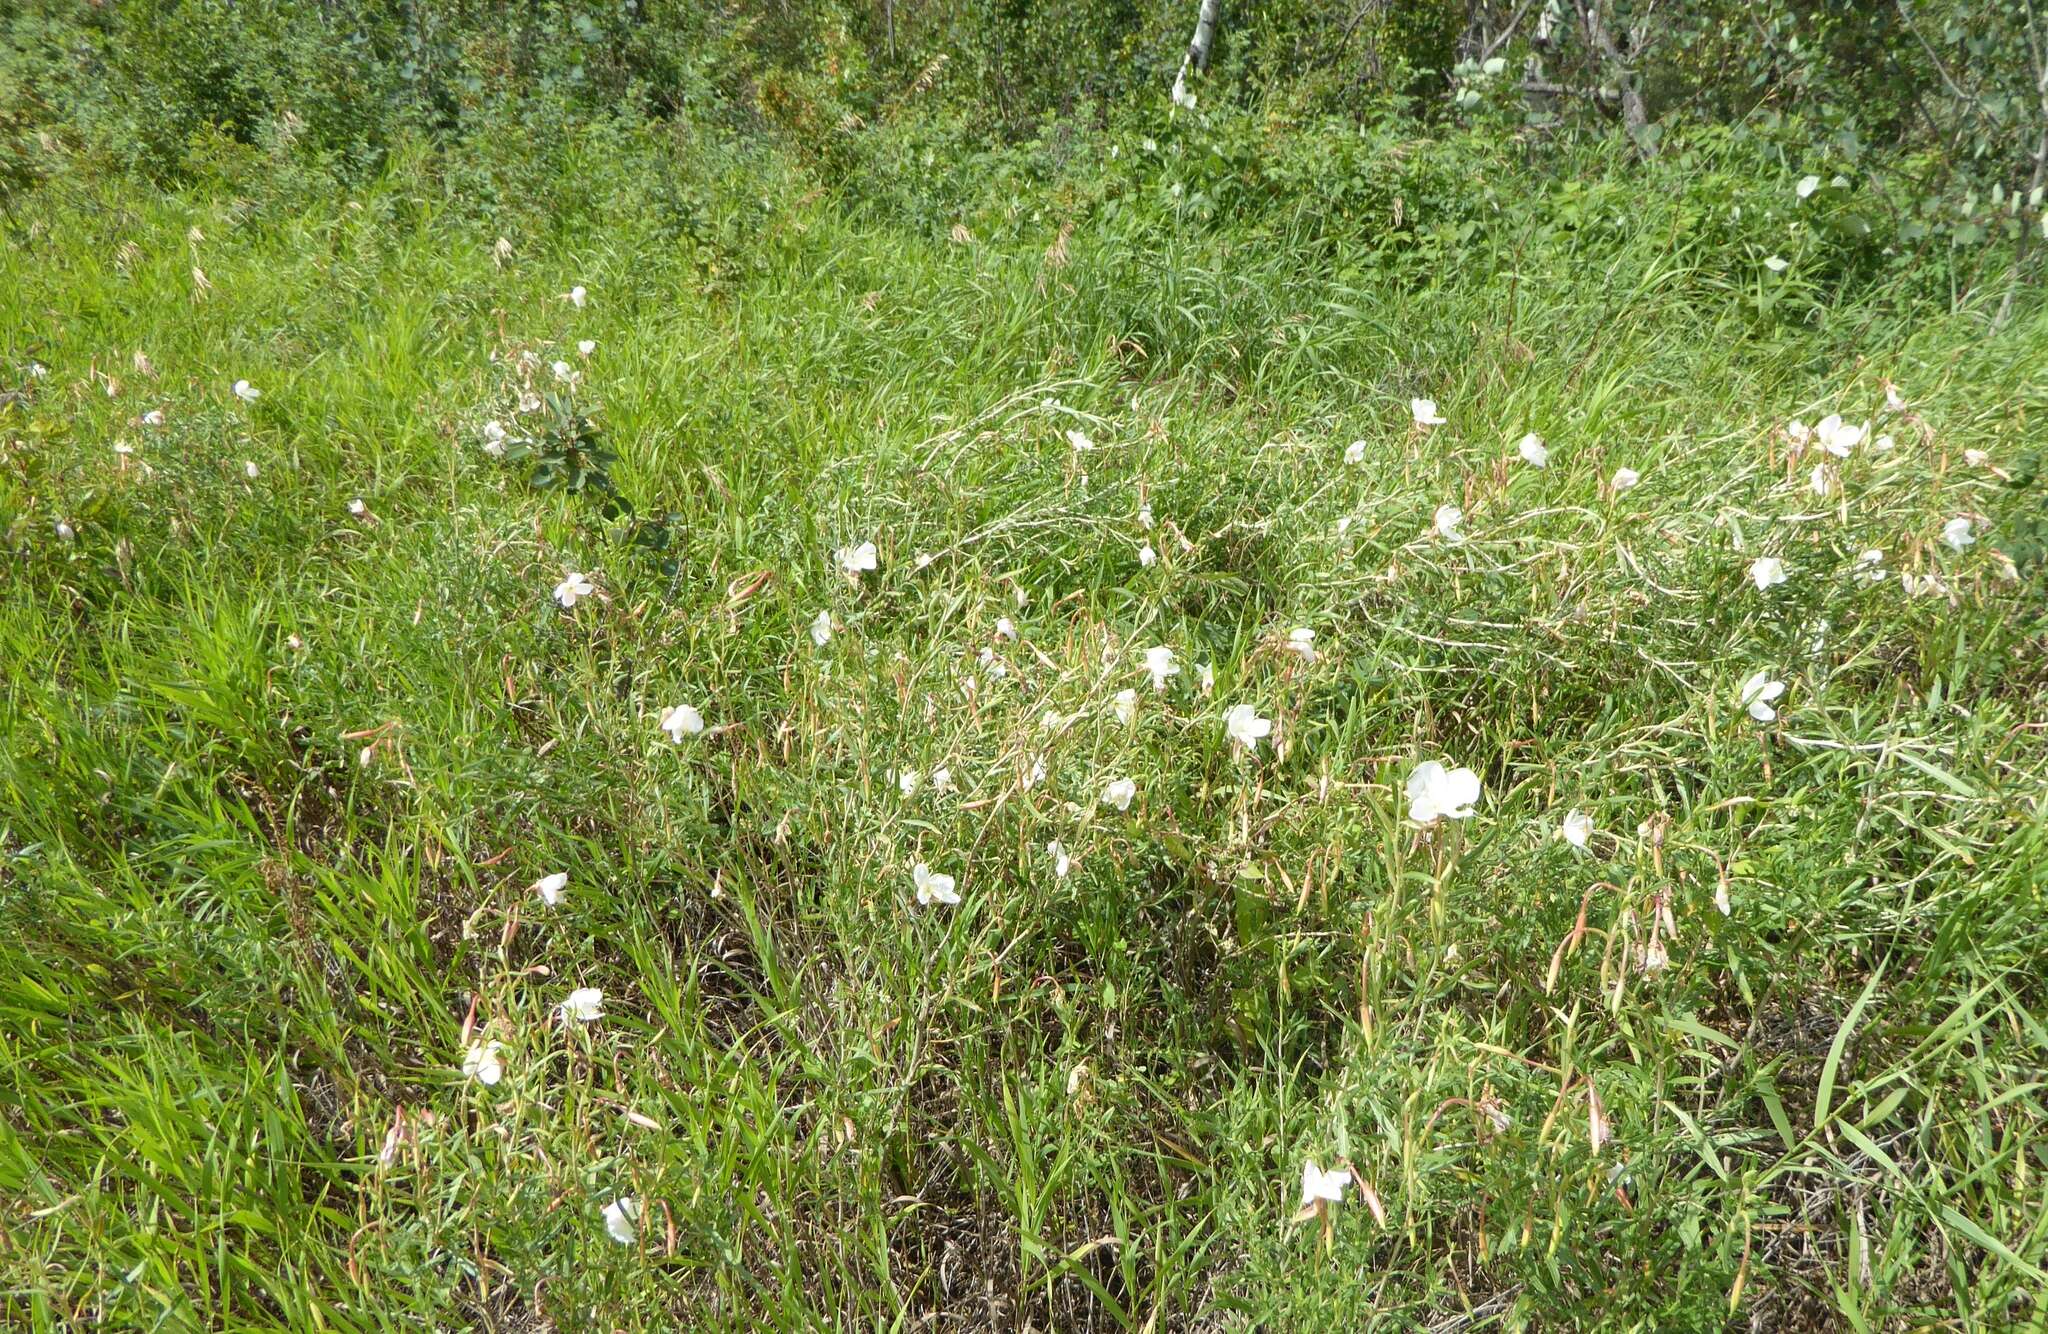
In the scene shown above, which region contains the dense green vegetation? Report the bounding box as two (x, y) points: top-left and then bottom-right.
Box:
(4, 2), (2046, 1328)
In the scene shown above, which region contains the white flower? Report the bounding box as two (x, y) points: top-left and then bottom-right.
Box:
(1300, 1160), (1348, 1207)
(913, 862), (959, 906)
(482, 420), (508, 456)
(517, 390), (542, 414)
(1854, 549), (1887, 584)
(577, 339), (596, 357)
(1816, 414), (1865, 458)
(232, 379), (260, 402)
(1171, 66), (1197, 110)
(1066, 428), (1094, 452)
(1137, 502), (1154, 529)
(1872, 433), (1896, 452)
(1138, 544), (1156, 567)
(553, 572), (595, 608)
(1406, 760), (1482, 823)
(1197, 662), (1215, 695)
(27, 361), (47, 379)
(1749, 556), (1788, 591)
(659, 704), (705, 741)
(1941, 516), (1975, 551)
(461, 1040), (505, 1086)
(56, 520), (75, 541)
(1344, 439), (1367, 465)
(810, 610), (833, 647)
(1611, 467), (1641, 492)
(534, 872), (569, 906)
(1738, 671), (1786, 722)
(897, 769), (919, 797)
(141, 409), (165, 427)
(1048, 841), (1071, 878)
(243, 461), (259, 479)
(931, 766), (955, 794)
(567, 285), (588, 308)
(1144, 645), (1179, 690)
(1643, 938), (1669, 972)
(995, 616), (1017, 640)
(1715, 881), (1732, 915)
(347, 498), (368, 517)
(1112, 689), (1138, 725)
(978, 645), (1006, 679)
(1963, 448), (1989, 468)
(1517, 433), (1548, 467)
(559, 987), (605, 1022)
(1786, 419), (1811, 447)
(1025, 756), (1046, 787)
(1764, 256), (1790, 273)
(1810, 463), (1830, 496)
(1433, 503), (1465, 542)
(549, 360), (577, 384)
(1101, 778), (1136, 811)
(1560, 809), (1593, 849)
(1411, 398), (1446, 427)
(1284, 628), (1316, 663)
(1224, 703), (1273, 752)
(836, 541), (879, 575)
(113, 441), (134, 456)
(1885, 382), (1906, 412)
(1796, 174), (1821, 198)
(601, 1197), (638, 1244)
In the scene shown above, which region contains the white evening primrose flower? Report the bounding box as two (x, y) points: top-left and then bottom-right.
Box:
(1224, 703), (1272, 753)
(1796, 174), (1821, 198)
(232, 379), (261, 402)
(659, 704), (705, 741)
(1344, 439), (1367, 465)
(534, 872), (569, 906)
(1941, 516), (1975, 551)
(1786, 419), (1811, 447)
(1066, 428), (1094, 452)
(1171, 66), (1197, 110)
(1138, 544), (1156, 567)
(347, 497), (368, 517)
(1113, 689), (1138, 726)
(836, 541), (879, 576)
(913, 862), (959, 906)
(1406, 760), (1481, 823)
(517, 390), (542, 414)
(930, 766), (955, 794)
(243, 461), (259, 479)
(810, 609), (833, 647)
(1433, 503), (1465, 542)
(553, 572), (595, 608)
(1854, 549), (1887, 584)
(461, 1040), (505, 1086)
(1764, 255), (1790, 273)
(1560, 809), (1593, 849)
(549, 359), (577, 384)
(1517, 432), (1549, 467)
(897, 768), (920, 798)
(1810, 463), (1830, 496)
(577, 339), (596, 357)
(1048, 841), (1071, 879)
(1196, 662), (1214, 695)
(1144, 645), (1179, 690)
(1301, 1160), (1348, 1207)
(28, 361), (47, 379)
(601, 1198), (638, 1245)
(1101, 778), (1136, 811)
(482, 420), (507, 456)
(1611, 467), (1641, 492)
(56, 520), (75, 541)
(1885, 381), (1906, 412)
(1816, 414), (1864, 457)
(1284, 628), (1316, 663)
(1749, 556), (1788, 591)
(567, 285), (588, 308)
(1872, 433), (1896, 452)
(1964, 448), (1990, 468)
(1738, 671), (1786, 722)
(995, 616), (1017, 640)
(559, 987), (605, 1022)
(113, 441), (134, 456)
(141, 409), (165, 427)
(1137, 502), (1154, 529)
(1410, 397), (1446, 427)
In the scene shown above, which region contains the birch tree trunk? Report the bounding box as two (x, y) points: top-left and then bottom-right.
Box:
(1187, 0), (1222, 73)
